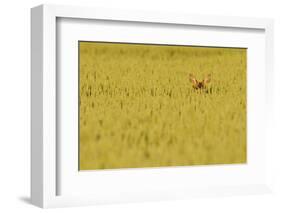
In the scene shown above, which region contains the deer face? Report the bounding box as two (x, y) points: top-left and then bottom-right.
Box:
(189, 74), (211, 90)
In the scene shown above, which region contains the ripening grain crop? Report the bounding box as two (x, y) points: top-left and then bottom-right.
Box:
(79, 42), (246, 170)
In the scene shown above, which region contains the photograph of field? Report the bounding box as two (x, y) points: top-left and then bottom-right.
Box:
(79, 41), (247, 170)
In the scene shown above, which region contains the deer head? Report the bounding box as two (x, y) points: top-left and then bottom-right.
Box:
(189, 74), (211, 89)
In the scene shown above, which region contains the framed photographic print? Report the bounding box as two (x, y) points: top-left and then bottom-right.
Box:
(31, 4), (274, 208)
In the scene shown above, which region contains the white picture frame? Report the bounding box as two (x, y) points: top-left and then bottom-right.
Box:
(31, 4), (274, 208)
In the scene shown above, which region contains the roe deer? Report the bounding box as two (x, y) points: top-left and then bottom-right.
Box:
(189, 74), (211, 90)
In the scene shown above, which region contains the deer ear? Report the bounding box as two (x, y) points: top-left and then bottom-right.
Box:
(204, 74), (211, 84)
(189, 74), (197, 85)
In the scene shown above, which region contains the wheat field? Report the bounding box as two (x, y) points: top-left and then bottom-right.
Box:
(79, 41), (247, 170)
